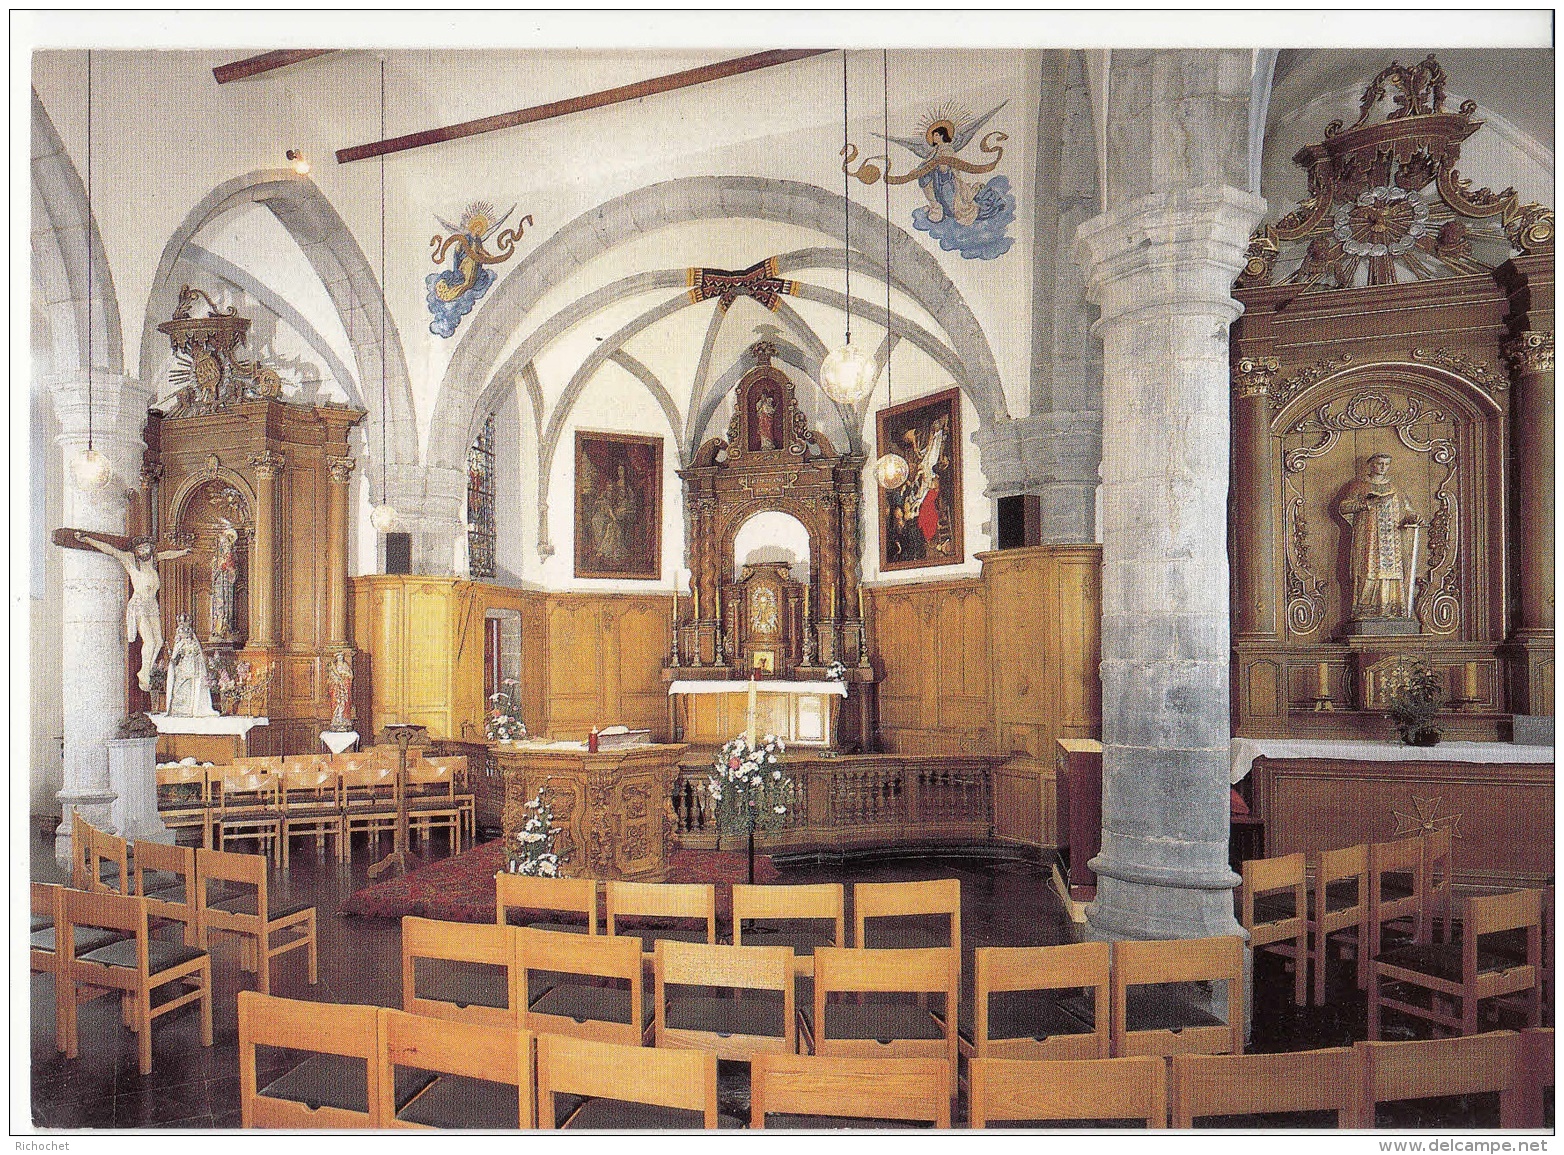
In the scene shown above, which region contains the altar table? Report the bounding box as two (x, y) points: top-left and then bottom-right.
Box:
(667, 679), (846, 748)
(149, 713), (269, 764)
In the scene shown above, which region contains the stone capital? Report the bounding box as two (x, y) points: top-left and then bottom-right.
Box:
(325, 454), (356, 485)
(1504, 329), (1554, 376)
(1232, 355), (1281, 401)
(250, 450), (286, 479)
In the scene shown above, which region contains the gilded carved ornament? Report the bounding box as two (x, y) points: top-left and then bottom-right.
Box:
(1503, 330), (1554, 376)
(158, 286), (289, 415)
(249, 450), (286, 479)
(1410, 347), (1507, 394)
(325, 455), (357, 485)
(1237, 54), (1553, 292)
(1268, 355), (1355, 416)
(1232, 356), (1281, 400)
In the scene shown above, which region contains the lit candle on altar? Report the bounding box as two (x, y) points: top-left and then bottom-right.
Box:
(1315, 661), (1330, 700)
(694, 583), (700, 621)
(831, 586), (837, 619)
(857, 586), (864, 621)
(1463, 660), (1480, 702)
(746, 676), (758, 744)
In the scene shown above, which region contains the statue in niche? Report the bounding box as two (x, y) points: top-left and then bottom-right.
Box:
(210, 522), (240, 642)
(75, 532), (192, 691)
(165, 614), (217, 717)
(755, 392), (779, 450)
(326, 650), (355, 732)
(1338, 453), (1422, 625)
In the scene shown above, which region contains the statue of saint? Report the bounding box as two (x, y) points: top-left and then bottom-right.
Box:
(326, 650), (355, 732)
(210, 523), (239, 642)
(76, 532), (191, 691)
(165, 614), (217, 717)
(1338, 453), (1421, 621)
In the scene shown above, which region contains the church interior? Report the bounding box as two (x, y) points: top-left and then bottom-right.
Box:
(22, 14), (1555, 1134)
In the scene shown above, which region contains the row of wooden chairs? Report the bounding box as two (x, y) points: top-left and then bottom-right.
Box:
(156, 753), (473, 864)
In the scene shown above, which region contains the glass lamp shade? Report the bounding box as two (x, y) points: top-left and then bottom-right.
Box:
(874, 452), (910, 490)
(369, 504), (399, 533)
(70, 447), (114, 492)
(819, 344), (878, 405)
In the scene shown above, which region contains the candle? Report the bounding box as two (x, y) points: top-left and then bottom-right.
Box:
(746, 676), (758, 745)
(672, 591), (679, 625)
(694, 583), (700, 621)
(831, 586), (837, 619)
(857, 586), (864, 620)
(1316, 661), (1330, 700)
(1464, 661), (1480, 702)
(804, 584), (811, 620)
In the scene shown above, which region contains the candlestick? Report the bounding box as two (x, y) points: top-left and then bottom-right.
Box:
(694, 583), (700, 621)
(672, 591), (678, 625)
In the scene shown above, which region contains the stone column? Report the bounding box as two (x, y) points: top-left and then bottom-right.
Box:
(1076, 185), (1265, 942)
(325, 454), (355, 648)
(1503, 328), (1554, 717)
(51, 370), (151, 868)
(248, 450), (284, 647)
(1230, 357), (1280, 639)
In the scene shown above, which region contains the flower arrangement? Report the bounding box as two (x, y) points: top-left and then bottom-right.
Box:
(210, 657), (270, 716)
(826, 660), (848, 681)
(1384, 656), (1445, 746)
(486, 679), (527, 742)
(507, 786), (564, 876)
(707, 733), (793, 846)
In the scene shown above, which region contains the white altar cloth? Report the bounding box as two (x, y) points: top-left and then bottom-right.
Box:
(149, 713), (269, 737)
(1230, 736), (1554, 784)
(667, 679), (847, 698)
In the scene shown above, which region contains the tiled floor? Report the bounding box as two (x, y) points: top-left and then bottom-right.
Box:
(27, 828), (1547, 1130)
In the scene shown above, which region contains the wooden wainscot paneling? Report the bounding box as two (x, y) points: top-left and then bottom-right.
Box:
(992, 756), (1058, 849)
(542, 593), (672, 741)
(868, 578), (992, 755)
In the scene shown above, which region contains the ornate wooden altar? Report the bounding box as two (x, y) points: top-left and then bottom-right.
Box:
(145, 287), (366, 754)
(1228, 55), (1554, 739)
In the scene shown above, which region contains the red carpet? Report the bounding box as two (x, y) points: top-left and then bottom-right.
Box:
(340, 839), (779, 923)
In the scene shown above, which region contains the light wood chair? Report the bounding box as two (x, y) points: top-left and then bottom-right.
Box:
(1110, 935), (1245, 1058)
(403, 759), (462, 854)
(732, 882), (844, 977)
(808, 945), (960, 1097)
(605, 880), (717, 960)
(31, 882), (122, 1054)
(969, 1055), (1167, 1128)
(1308, 842), (1370, 1002)
(401, 915), (518, 1026)
(279, 761), (346, 863)
(68, 810), (123, 893)
(1518, 1026), (1554, 1129)
(1423, 826), (1456, 944)
(1170, 1046), (1360, 1127)
(496, 873), (599, 934)
(86, 824), (131, 895)
(377, 1007), (534, 1129)
(853, 878), (962, 986)
(155, 763), (212, 847)
(1369, 887), (1543, 1039)
(238, 990), (391, 1128)
(1368, 834), (1428, 965)
(420, 755), (474, 843)
(131, 839), (199, 947)
(196, 846), (317, 995)
(965, 942), (1110, 1061)
(211, 767), (285, 865)
(234, 754), (284, 774)
(516, 925), (647, 1045)
(536, 1033), (718, 1129)
(653, 939), (796, 1060)
(58, 887), (212, 1076)
(749, 1054), (950, 1128)
(339, 760), (399, 854)
(1354, 1029), (1525, 1128)
(1240, 851), (1308, 1006)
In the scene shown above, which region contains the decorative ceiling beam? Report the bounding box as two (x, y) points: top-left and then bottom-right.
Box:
(335, 48), (829, 164)
(212, 49), (335, 85)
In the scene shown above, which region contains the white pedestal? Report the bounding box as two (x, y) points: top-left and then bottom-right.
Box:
(321, 730), (360, 755)
(107, 736), (173, 845)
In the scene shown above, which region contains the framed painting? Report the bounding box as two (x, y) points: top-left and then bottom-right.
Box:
(573, 431), (663, 579)
(876, 387), (963, 571)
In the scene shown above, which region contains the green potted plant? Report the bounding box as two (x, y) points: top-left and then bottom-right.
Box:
(1384, 656), (1445, 746)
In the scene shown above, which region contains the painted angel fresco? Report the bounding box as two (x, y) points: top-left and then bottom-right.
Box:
(425, 201), (532, 338)
(846, 101), (1015, 260)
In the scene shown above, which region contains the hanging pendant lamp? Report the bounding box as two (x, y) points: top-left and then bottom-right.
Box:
(369, 58), (398, 534)
(873, 50), (909, 491)
(73, 49), (112, 493)
(821, 49), (877, 406)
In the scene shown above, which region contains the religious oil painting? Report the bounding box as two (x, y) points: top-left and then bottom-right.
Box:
(877, 388), (963, 571)
(574, 431), (663, 579)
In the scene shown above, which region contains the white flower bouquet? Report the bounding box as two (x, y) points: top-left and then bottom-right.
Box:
(506, 786), (564, 876)
(486, 678), (527, 742)
(707, 732), (793, 842)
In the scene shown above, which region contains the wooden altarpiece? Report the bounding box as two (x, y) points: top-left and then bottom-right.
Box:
(143, 287), (366, 754)
(1228, 56), (1554, 739)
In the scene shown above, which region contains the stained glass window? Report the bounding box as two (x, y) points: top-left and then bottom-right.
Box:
(466, 413), (497, 580)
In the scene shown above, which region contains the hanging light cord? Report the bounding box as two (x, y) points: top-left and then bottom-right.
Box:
(841, 48), (851, 346)
(85, 49), (94, 453)
(379, 58), (389, 510)
(882, 49), (891, 410)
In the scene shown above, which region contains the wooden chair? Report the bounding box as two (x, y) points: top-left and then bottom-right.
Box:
(1423, 826), (1455, 944)
(234, 754), (284, 774)
(67, 810), (122, 893)
(211, 767), (285, 865)
(377, 1007), (534, 1129)
(279, 761), (346, 863)
(965, 942), (1110, 1060)
(750, 1054), (950, 1128)
(1369, 887), (1543, 1039)
(1240, 851), (1308, 1006)
(86, 824), (131, 895)
(338, 760), (399, 855)
(1518, 1026), (1554, 1129)
(1110, 935), (1245, 1058)
(732, 882), (844, 977)
(808, 945), (960, 1097)
(239, 990), (395, 1128)
(536, 1033), (718, 1129)
(420, 755), (474, 843)
(1368, 834), (1428, 965)
(853, 878), (962, 986)
(496, 873), (599, 934)
(31, 881), (125, 1054)
(1170, 1047), (1360, 1127)
(516, 925), (647, 1045)
(969, 1055), (1167, 1128)
(57, 887), (212, 1076)
(196, 846), (317, 995)
(401, 759), (463, 855)
(653, 939), (796, 1060)
(155, 763), (212, 847)
(131, 838), (199, 947)
(1354, 1030), (1524, 1128)
(401, 915), (518, 1026)
(1308, 842), (1370, 1002)
(605, 880), (716, 960)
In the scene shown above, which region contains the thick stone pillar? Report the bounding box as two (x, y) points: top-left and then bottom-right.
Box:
(325, 453), (355, 647)
(248, 449), (284, 647)
(1076, 185), (1265, 941)
(1230, 357), (1280, 639)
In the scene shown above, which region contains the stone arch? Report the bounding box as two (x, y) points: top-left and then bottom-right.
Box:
(426, 175), (1009, 477)
(138, 169), (419, 496)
